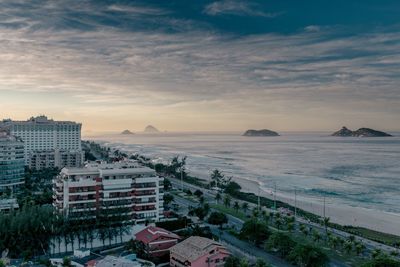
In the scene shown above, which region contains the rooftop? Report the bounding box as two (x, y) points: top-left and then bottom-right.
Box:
(170, 236), (229, 262)
(1, 115), (80, 125)
(135, 226), (180, 245)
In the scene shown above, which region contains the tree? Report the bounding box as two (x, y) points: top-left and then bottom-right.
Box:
(361, 255), (400, 267)
(300, 224), (308, 237)
(266, 232), (296, 258)
(322, 217), (330, 237)
(239, 259), (249, 267)
(225, 181), (241, 195)
(287, 222), (295, 232)
(163, 194), (174, 205)
(312, 230), (322, 243)
(223, 195), (231, 208)
(215, 192), (222, 204)
(344, 241), (353, 254)
(288, 243), (328, 267)
(211, 169), (224, 187)
(355, 243), (366, 256)
(194, 189), (203, 198)
(62, 257), (72, 267)
(193, 206), (209, 221)
(233, 201), (240, 212)
(241, 202), (249, 213)
(240, 218), (270, 246)
(255, 258), (270, 267)
(208, 212), (228, 229)
(224, 256), (241, 267)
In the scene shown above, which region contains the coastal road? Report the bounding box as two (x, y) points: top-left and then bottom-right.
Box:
(168, 177), (400, 256)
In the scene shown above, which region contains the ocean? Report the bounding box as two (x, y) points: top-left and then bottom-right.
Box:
(88, 132), (400, 215)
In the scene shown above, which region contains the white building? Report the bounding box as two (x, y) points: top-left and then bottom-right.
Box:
(0, 132), (25, 191)
(53, 161), (164, 224)
(29, 149), (84, 170)
(0, 115), (82, 167)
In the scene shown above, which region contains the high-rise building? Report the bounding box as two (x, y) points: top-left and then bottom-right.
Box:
(0, 132), (25, 192)
(53, 161), (164, 224)
(0, 115), (82, 167)
(29, 149), (84, 170)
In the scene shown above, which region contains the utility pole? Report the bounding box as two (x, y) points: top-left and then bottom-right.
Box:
(323, 196), (326, 219)
(273, 182), (277, 210)
(180, 166), (184, 191)
(257, 187), (261, 211)
(294, 188), (297, 219)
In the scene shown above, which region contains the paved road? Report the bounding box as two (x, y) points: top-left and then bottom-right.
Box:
(169, 177), (399, 256)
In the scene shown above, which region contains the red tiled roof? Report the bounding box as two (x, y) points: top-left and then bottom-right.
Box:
(135, 226), (180, 245)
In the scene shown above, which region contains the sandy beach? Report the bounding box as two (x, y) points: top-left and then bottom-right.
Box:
(237, 178), (400, 236)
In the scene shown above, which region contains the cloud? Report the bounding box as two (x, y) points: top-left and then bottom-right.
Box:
(0, 0), (399, 130)
(304, 25), (321, 32)
(204, 0), (280, 17)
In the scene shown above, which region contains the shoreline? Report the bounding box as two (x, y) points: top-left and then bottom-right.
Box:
(234, 177), (400, 236)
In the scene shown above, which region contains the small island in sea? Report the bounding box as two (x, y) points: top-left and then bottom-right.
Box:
(120, 130), (134, 135)
(144, 125), (160, 133)
(332, 126), (392, 137)
(243, 129), (280, 136)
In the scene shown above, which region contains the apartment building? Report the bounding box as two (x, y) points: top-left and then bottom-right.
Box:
(0, 132), (25, 192)
(29, 149), (84, 170)
(53, 161), (164, 224)
(0, 115), (82, 167)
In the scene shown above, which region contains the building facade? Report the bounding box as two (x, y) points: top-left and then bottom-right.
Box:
(170, 236), (230, 267)
(0, 132), (25, 192)
(29, 149), (84, 170)
(135, 226), (180, 258)
(0, 115), (82, 167)
(53, 161), (164, 224)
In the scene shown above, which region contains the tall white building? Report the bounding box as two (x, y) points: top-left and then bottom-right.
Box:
(0, 115), (82, 167)
(0, 132), (25, 191)
(53, 161), (164, 224)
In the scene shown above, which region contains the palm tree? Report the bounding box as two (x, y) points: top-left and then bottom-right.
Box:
(241, 202), (249, 213)
(287, 222), (294, 232)
(323, 217), (330, 237)
(275, 219), (282, 230)
(344, 241), (353, 254)
(300, 224), (308, 237)
(215, 193), (222, 204)
(223, 195), (231, 208)
(255, 258), (268, 267)
(263, 211), (270, 224)
(233, 201), (240, 213)
(355, 243), (365, 256)
(312, 230), (322, 243)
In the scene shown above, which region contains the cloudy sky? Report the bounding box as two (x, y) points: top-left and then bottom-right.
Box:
(0, 0), (399, 133)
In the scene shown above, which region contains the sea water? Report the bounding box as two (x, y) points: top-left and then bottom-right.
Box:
(88, 132), (400, 214)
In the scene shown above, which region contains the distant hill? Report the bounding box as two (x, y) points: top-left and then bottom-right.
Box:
(243, 129), (279, 137)
(121, 130), (134, 135)
(144, 125), (159, 133)
(332, 127), (392, 137)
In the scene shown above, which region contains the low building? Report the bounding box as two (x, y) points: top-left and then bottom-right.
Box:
(135, 226), (180, 257)
(170, 236), (230, 267)
(53, 161), (164, 224)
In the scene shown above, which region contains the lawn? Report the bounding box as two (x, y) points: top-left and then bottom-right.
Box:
(210, 203), (248, 221)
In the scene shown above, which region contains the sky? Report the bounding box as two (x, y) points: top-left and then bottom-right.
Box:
(0, 0), (399, 133)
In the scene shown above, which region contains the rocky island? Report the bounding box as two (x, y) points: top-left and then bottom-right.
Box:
(332, 127), (392, 137)
(144, 125), (160, 133)
(243, 129), (279, 137)
(121, 130), (134, 135)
